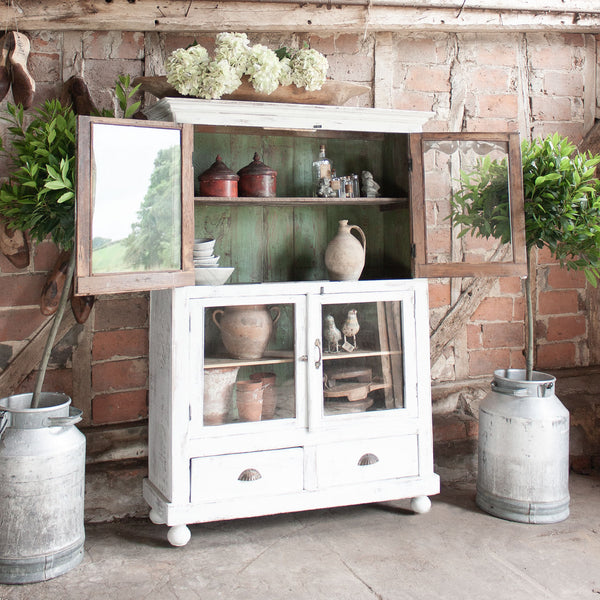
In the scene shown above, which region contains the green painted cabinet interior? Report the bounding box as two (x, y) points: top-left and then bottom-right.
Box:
(192, 126), (412, 284)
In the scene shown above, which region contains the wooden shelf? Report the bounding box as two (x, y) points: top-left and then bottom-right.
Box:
(194, 196), (408, 207)
(204, 350), (294, 369)
(323, 349), (403, 361)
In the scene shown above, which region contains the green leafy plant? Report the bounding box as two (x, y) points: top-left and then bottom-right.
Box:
(0, 75), (141, 406)
(451, 133), (600, 378)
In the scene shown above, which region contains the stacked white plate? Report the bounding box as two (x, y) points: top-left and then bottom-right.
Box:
(193, 238), (234, 285)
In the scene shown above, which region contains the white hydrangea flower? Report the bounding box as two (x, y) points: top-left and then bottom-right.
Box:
(246, 44), (282, 95)
(278, 57), (293, 87)
(291, 48), (329, 91)
(198, 59), (242, 99)
(166, 45), (210, 97)
(214, 32), (251, 77)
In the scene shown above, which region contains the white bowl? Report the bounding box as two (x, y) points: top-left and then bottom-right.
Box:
(194, 267), (234, 286)
(193, 238), (216, 251)
(194, 255), (220, 266)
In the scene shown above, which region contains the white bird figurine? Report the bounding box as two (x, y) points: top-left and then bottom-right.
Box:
(342, 309), (360, 348)
(323, 314), (342, 353)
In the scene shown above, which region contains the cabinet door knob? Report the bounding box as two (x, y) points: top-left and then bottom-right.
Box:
(314, 338), (322, 369)
(358, 453), (379, 466)
(238, 468), (262, 482)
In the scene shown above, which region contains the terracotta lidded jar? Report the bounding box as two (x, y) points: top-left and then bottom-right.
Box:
(237, 153), (277, 197)
(198, 155), (239, 197)
(324, 219), (366, 281)
(212, 305), (281, 360)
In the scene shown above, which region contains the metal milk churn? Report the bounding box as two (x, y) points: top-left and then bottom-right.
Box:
(0, 392), (86, 583)
(476, 369), (570, 524)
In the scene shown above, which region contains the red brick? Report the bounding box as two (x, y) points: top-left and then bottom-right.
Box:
(537, 245), (559, 265)
(510, 349), (526, 369)
(0, 273), (47, 307)
(543, 71), (583, 97)
(432, 415), (467, 443)
(405, 65), (450, 93)
(473, 43), (518, 67)
(477, 94), (519, 118)
(94, 295), (149, 331)
(536, 342), (576, 369)
(307, 36), (335, 55)
(531, 96), (573, 122)
(92, 389), (148, 425)
(333, 34), (361, 54)
(392, 90), (435, 112)
(92, 358), (148, 393)
(29, 52), (60, 83)
(538, 290), (579, 315)
(470, 67), (512, 93)
(428, 281), (451, 308)
(545, 315), (586, 342)
(467, 324), (482, 350)
(513, 296), (525, 321)
(92, 328), (149, 361)
(466, 118), (519, 133)
(0, 308), (47, 342)
(528, 44), (576, 70)
(499, 276), (523, 295)
(83, 31), (144, 60)
(482, 322), (524, 349)
(426, 228), (451, 254)
(0, 253), (24, 274)
(468, 348), (511, 377)
(472, 296), (513, 322)
(547, 265), (586, 289)
(33, 241), (60, 272)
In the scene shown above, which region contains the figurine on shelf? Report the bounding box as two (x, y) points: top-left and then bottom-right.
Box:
(361, 170), (380, 198)
(342, 309), (360, 350)
(323, 314), (342, 353)
(317, 177), (337, 198)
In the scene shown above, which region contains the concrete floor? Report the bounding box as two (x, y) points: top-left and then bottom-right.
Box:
(0, 473), (599, 600)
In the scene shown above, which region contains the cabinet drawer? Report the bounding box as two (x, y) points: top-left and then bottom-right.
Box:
(191, 448), (304, 502)
(315, 435), (419, 488)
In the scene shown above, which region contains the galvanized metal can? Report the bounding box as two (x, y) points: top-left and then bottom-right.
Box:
(476, 369), (570, 524)
(0, 392), (86, 583)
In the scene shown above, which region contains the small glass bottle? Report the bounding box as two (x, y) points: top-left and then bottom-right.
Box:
(312, 144), (332, 196)
(351, 173), (360, 198)
(344, 181), (354, 198)
(330, 169), (342, 197)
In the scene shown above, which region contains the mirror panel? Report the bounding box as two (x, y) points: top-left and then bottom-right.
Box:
(76, 116), (194, 295)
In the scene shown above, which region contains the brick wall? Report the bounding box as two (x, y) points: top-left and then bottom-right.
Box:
(0, 29), (598, 468)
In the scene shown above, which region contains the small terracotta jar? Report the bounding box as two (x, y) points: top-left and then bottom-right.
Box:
(236, 380), (264, 422)
(237, 153), (277, 197)
(249, 372), (277, 419)
(198, 155), (239, 197)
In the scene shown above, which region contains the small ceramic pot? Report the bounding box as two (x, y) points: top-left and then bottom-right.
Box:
(236, 380), (263, 422)
(237, 153), (277, 197)
(198, 155), (239, 197)
(203, 367), (240, 425)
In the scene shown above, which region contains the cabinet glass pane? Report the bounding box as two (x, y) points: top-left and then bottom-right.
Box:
(203, 303), (296, 425)
(422, 139), (514, 265)
(321, 300), (403, 416)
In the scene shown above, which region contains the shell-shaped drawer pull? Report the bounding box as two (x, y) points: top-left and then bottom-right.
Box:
(358, 453), (379, 466)
(238, 468), (262, 482)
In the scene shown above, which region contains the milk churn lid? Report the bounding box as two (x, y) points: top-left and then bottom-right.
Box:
(199, 155), (239, 181)
(237, 153), (277, 177)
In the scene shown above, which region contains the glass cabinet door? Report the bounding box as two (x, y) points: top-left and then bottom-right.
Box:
(198, 301), (298, 427)
(309, 290), (417, 422)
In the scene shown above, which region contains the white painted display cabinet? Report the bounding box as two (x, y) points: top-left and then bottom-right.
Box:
(144, 279), (438, 546)
(141, 99), (526, 545)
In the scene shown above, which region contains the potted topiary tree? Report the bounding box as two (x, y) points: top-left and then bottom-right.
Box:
(451, 132), (600, 524)
(0, 76), (140, 583)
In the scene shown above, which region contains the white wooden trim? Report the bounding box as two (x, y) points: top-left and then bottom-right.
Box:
(144, 97), (434, 133)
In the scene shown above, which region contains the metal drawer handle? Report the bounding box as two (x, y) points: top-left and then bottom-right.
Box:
(358, 453), (379, 466)
(238, 468), (262, 482)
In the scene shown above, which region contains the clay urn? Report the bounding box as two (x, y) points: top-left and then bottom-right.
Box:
(212, 304), (281, 360)
(324, 220), (366, 281)
(237, 153), (277, 197)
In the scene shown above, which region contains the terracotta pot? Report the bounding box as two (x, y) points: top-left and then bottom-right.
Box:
(236, 380), (263, 422)
(203, 366), (240, 425)
(249, 372), (277, 419)
(212, 305), (281, 360)
(324, 219), (366, 281)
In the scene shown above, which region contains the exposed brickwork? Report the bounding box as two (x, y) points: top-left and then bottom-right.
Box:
(0, 29), (597, 464)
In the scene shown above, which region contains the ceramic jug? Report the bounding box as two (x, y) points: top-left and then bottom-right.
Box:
(324, 220), (366, 281)
(212, 305), (281, 360)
